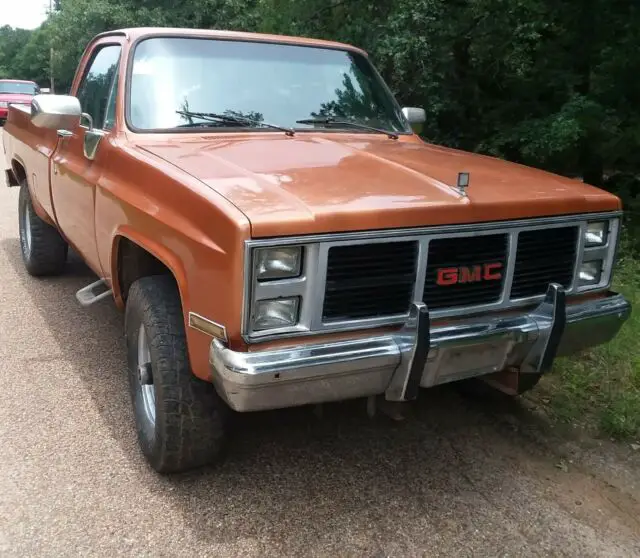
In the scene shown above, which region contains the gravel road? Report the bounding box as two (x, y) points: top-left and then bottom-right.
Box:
(1, 137), (640, 557)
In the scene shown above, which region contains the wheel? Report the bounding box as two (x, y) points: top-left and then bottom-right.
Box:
(125, 275), (229, 473)
(18, 181), (68, 276)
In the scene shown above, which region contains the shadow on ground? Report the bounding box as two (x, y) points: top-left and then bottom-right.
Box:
(2, 237), (601, 554)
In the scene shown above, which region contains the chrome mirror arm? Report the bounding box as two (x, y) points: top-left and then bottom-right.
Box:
(81, 112), (94, 130)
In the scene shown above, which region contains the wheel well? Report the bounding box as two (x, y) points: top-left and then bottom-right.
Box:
(117, 238), (173, 301)
(11, 160), (26, 186)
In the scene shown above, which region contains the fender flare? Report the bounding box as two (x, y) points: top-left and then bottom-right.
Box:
(110, 227), (189, 312)
(11, 157), (56, 226)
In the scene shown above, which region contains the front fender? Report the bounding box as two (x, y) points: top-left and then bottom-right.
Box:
(110, 227), (189, 310)
(96, 140), (250, 382)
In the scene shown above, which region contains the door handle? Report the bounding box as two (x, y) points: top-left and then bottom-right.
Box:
(57, 129), (73, 138)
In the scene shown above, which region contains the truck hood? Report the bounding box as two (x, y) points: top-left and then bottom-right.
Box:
(137, 134), (619, 237)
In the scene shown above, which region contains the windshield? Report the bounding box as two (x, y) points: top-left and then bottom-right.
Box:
(0, 81), (37, 95)
(128, 37), (410, 134)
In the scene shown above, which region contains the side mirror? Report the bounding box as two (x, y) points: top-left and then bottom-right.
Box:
(31, 94), (81, 131)
(402, 107), (426, 135)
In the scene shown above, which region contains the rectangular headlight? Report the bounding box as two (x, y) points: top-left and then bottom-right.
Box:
(579, 260), (603, 285)
(256, 247), (302, 281)
(585, 221), (608, 246)
(252, 297), (300, 331)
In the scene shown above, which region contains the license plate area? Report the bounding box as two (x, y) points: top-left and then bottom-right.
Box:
(421, 340), (512, 387)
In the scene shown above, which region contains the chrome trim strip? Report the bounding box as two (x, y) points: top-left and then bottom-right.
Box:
(241, 239), (252, 341)
(412, 238), (429, 304)
(254, 276), (307, 299)
(242, 212), (622, 343)
(245, 211), (621, 247)
(502, 231), (519, 300)
(572, 221), (587, 288)
(309, 244), (330, 331)
(582, 246), (608, 262)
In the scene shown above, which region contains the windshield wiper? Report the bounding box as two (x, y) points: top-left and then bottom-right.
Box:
(295, 117), (399, 139)
(176, 110), (295, 136)
(176, 121), (227, 129)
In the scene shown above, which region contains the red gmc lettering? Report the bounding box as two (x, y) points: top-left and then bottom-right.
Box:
(483, 262), (503, 280)
(436, 262), (503, 286)
(436, 267), (459, 286)
(459, 265), (482, 283)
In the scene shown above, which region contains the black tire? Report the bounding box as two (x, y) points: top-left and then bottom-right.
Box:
(18, 182), (68, 276)
(125, 275), (229, 473)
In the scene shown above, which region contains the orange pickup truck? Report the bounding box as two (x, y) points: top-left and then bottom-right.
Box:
(2, 28), (631, 473)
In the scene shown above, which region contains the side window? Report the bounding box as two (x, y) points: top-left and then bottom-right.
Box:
(103, 71), (119, 130)
(76, 44), (121, 130)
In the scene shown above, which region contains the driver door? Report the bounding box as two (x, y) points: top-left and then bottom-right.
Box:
(51, 42), (121, 275)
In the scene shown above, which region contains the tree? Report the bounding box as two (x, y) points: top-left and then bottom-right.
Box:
(1, 0), (638, 194)
(12, 25), (54, 87)
(0, 26), (32, 79)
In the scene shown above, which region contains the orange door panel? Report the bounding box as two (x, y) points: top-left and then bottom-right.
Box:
(51, 131), (105, 273)
(49, 41), (122, 275)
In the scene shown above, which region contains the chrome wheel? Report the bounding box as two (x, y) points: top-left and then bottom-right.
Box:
(137, 324), (156, 428)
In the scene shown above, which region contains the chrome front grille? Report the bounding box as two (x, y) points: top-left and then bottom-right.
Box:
(320, 225), (580, 321)
(244, 212), (620, 342)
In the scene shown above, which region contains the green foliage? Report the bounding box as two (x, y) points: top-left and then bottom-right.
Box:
(13, 24), (55, 87)
(0, 26), (32, 79)
(0, 0), (638, 187)
(47, 0), (137, 91)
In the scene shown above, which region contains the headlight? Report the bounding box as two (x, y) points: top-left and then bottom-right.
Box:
(0, 102), (7, 108)
(256, 247), (302, 281)
(253, 297), (300, 331)
(585, 221), (608, 246)
(579, 260), (602, 285)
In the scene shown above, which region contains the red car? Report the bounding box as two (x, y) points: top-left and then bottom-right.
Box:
(0, 80), (39, 124)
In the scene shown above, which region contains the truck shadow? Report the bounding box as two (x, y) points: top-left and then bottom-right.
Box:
(1, 237), (558, 551)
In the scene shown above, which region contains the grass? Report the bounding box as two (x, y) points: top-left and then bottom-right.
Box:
(531, 233), (640, 440)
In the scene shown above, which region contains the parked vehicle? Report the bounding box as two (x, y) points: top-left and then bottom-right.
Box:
(0, 79), (39, 124)
(2, 28), (631, 473)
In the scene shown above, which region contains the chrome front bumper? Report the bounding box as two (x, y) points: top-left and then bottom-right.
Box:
(209, 286), (631, 412)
